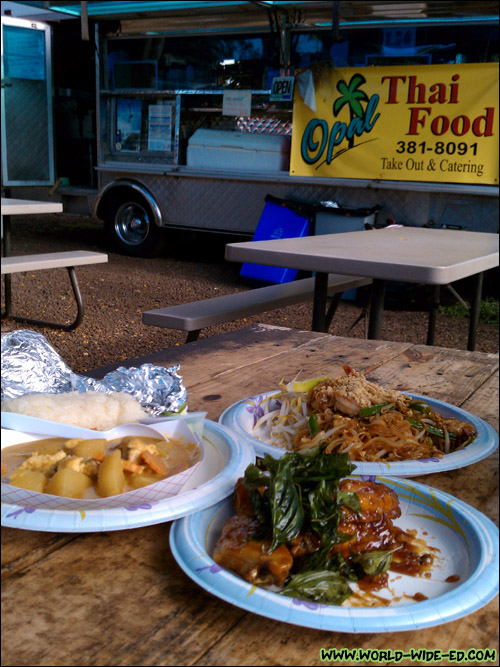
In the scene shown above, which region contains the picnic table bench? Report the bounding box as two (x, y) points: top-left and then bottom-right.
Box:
(143, 274), (371, 342)
(1, 250), (108, 331)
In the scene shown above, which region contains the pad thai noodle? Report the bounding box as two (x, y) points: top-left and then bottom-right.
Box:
(252, 366), (476, 461)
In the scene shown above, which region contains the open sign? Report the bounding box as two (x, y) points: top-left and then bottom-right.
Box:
(270, 76), (294, 101)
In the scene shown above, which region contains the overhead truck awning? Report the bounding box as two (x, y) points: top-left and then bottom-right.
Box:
(15, 1), (500, 30)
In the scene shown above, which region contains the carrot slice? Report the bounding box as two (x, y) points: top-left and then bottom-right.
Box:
(122, 460), (145, 474)
(92, 452), (143, 474)
(141, 451), (170, 477)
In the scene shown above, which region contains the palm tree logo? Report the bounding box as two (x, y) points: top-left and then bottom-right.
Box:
(300, 70), (379, 168)
(333, 73), (369, 148)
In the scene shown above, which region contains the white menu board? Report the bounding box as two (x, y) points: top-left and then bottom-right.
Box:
(148, 104), (173, 151)
(222, 89), (252, 117)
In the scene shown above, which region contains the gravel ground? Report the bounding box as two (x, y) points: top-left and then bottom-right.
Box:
(1, 214), (498, 374)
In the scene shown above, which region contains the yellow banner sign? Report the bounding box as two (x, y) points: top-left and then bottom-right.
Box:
(290, 63), (498, 185)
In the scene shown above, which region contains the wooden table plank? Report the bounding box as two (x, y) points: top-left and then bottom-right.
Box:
(461, 371), (499, 526)
(1, 531), (77, 582)
(193, 598), (499, 667)
(174, 332), (414, 421)
(365, 346), (499, 407)
(88, 325), (415, 423)
(462, 370), (499, 432)
(1, 524), (246, 667)
(85, 324), (329, 381)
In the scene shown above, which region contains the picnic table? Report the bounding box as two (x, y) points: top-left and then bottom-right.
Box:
(1, 325), (498, 666)
(1, 197), (64, 255)
(225, 226), (499, 351)
(1, 197), (107, 330)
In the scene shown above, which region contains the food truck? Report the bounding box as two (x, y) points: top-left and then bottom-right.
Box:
(1, 1), (498, 256)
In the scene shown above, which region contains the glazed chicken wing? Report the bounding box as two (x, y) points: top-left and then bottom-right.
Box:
(213, 514), (293, 587)
(338, 479), (401, 522)
(333, 480), (402, 559)
(213, 475), (432, 593)
(333, 515), (396, 558)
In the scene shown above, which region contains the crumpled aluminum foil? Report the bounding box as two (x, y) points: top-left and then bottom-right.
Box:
(1, 330), (187, 415)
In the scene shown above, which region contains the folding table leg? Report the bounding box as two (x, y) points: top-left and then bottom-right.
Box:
(7, 266), (85, 331)
(367, 279), (387, 339)
(3, 274), (12, 318)
(467, 272), (483, 352)
(312, 272), (328, 332)
(427, 285), (440, 346)
(324, 292), (343, 331)
(1, 214), (12, 318)
(185, 330), (201, 343)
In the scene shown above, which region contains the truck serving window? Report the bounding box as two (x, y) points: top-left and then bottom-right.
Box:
(291, 24), (498, 68)
(105, 33), (279, 92)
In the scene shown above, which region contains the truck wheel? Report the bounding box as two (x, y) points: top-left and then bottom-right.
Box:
(105, 194), (164, 257)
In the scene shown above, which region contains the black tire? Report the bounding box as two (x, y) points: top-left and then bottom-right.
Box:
(104, 193), (164, 257)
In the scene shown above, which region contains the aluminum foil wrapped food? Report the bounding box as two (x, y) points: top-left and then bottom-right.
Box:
(1, 330), (187, 415)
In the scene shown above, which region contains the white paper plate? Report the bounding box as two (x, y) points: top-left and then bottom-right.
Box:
(170, 476), (499, 633)
(219, 391), (498, 477)
(1, 421), (255, 532)
(1, 418), (205, 510)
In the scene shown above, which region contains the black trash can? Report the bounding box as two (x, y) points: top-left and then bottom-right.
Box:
(314, 204), (380, 300)
(314, 204), (380, 235)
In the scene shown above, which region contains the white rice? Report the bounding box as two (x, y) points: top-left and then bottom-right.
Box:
(1, 391), (147, 431)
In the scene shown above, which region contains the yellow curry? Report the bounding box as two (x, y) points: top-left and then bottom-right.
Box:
(1, 435), (201, 499)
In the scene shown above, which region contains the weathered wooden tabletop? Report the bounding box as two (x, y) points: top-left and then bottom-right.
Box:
(2, 325), (498, 667)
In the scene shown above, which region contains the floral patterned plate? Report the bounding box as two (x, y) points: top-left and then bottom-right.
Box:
(170, 476), (499, 633)
(0, 421), (255, 532)
(219, 391), (498, 477)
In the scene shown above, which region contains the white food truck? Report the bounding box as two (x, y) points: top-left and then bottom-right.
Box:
(2, 1), (498, 256)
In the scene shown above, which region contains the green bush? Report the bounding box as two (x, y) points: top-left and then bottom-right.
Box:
(439, 297), (499, 328)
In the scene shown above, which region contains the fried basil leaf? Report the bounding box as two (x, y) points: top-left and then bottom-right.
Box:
(242, 450), (358, 574)
(281, 570), (352, 605)
(268, 456), (304, 552)
(336, 490), (362, 515)
(308, 479), (342, 544)
(242, 463), (271, 489)
(353, 549), (396, 576)
(247, 488), (271, 531)
(292, 449), (356, 483)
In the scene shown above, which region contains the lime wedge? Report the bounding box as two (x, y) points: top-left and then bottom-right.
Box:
(286, 377), (328, 393)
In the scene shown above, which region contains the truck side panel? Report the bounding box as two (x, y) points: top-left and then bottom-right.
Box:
(97, 171), (499, 235)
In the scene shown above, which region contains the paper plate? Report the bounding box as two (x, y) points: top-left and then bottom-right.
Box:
(170, 476), (499, 633)
(1, 421), (255, 532)
(219, 391), (498, 476)
(1, 418), (204, 510)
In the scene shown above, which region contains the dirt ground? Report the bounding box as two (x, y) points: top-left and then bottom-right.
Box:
(1, 214), (498, 375)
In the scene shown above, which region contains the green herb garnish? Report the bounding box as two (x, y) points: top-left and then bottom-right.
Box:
(242, 448), (358, 603)
(308, 413), (320, 436)
(405, 417), (456, 440)
(281, 570), (353, 606)
(353, 549), (397, 576)
(359, 402), (390, 417)
(409, 400), (432, 415)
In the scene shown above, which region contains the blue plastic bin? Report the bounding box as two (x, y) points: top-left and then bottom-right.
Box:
(240, 196), (313, 284)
